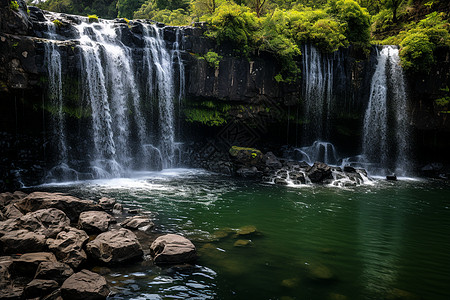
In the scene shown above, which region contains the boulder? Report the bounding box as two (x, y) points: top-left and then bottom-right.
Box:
(12, 252), (57, 277)
(0, 219), (19, 235)
(112, 203), (123, 215)
(17, 208), (70, 238)
(98, 197), (116, 211)
(0, 229), (46, 254)
(120, 216), (154, 233)
(3, 203), (24, 219)
(307, 162), (333, 183)
(16, 192), (101, 222)
(263, 152), (282, 169)
(78, 211), (112, 233)
(0, 192), (14, 208)
(0, 286), (24, 299)
(46, 228), (89, 269)
(61, 269), (109, 300)
(0, 256), (13, 288)
(150, 234), (197, 265)
(24, 279), (59, 299)
(229, 146), (263, 166)
(35, 261), (74, 284)
(86, 228), (143, 264)
(236, 166), (261, 178)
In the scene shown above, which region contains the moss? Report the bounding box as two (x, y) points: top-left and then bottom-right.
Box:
(88, 15), (99, 23)
(52, 19), (63, 27)
(184, 108), (227, 126)
(9, 1), (19, 11)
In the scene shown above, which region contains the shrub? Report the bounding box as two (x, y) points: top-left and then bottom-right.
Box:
(203, 51), (223, 69)
(399, 32), (435, 72)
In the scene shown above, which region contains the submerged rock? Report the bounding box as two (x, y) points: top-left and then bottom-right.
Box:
(78, 211), (112, 233)
(86, 228), (143, 264)
(233, 239), (252, 247)
(150, 234), (197, 265)
(61, 269), (110, 300)
(306, 262), (335, 281)
(281, 277), (300, 288)
(307, 162), (333, 184)
(236, 225), (258, 237)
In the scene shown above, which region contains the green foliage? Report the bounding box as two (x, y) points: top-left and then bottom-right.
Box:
(399, 32), (435, 71)
(328, 0), (371, 48)
(134, 0), (191, 25)
(52, 19), (63, 27)
(435, 96), (450, 107)
(184, 100), (230, 126)
(88, 14), (99, 22)
(205, 2), (259, 55)
(38, 0), (118, 19)
(9, 1), (19, 11)
(117, 0), (145, 19)
(202, 51), (223, 68)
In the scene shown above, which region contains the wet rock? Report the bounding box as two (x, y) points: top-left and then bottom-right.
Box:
(263, 152), (282, 169)
(46, 228), (89, 269)
(24, 279), (59, 299)
(120, 216), (154, 233)
(307, 162), (333, 184)
(112, 203), (123, 215)
(289, 171), (306, 184)
(12, 252), (57, 277)
(233, 239), (252, 247)
(16, 192), (101, 222)
(307, 262), (335, 281)
(212, 228), (233, 240)
(274, 178), (288, 185)
(35, 261), (74, 284)
(236, 166), (261, 178)
(236, 225), (258, 237)
(3, 203), (23, 219)
(61, 269), (110, 300)
(343, 166), (356, 173)
(78, 211), (112, 233)
(86, 228), (143, 264)
(98, 197), (116, 211)
(386, 174), (397, 181)
(150, 234), (197, 265)
(281, 277), (300, 288)
(17, 208), (70, 238)
(0, 229), (46, 254)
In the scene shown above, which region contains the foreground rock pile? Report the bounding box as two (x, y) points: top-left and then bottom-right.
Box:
(0, 191), (198, 299)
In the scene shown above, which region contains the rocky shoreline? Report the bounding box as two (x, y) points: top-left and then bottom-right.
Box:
(0, 191), (197, 299)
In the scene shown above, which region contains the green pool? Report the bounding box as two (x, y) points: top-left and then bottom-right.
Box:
(37, 169), (450, 300)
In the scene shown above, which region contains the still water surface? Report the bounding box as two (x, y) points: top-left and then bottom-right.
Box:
(37, 169), (450, 299)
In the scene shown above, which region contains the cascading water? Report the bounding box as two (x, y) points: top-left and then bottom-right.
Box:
(363, 46), (411, 175)
(301, 44), (334, 144)
(42, 15), (185, 181)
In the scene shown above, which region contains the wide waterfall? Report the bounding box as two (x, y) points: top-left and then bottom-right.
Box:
(43, 16), (185, 181)
(363, 46), (411, 175)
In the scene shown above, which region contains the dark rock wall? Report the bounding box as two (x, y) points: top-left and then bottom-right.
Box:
(0, 4), (449, 190)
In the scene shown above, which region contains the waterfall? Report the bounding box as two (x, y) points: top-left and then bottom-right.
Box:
(42, 15), (185, 180)
(363, 46), (411, 175)
(301, 44), (334, 144)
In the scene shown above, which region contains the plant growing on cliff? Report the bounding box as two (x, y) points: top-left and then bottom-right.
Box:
(202, 51), (223, 68)
(52, 19), (63, 27)
(9, 0), (19, 11)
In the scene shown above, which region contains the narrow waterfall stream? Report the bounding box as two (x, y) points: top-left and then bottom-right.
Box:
(363, 46), (411, 175)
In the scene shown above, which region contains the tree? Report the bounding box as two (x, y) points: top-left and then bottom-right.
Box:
(117, 0), (145, 18)
(385, 0), (404, 23)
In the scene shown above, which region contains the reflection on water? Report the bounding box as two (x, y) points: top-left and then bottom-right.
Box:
(33, 169), (450, 300)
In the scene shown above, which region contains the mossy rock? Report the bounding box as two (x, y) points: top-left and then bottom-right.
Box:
(235, 225), (258, 237)
(307, 262), (335, 281)
(281, 277), (300, 288)
(229, 146), (263, 166)
(233, 239), (252, 247)
(212, 228), (234, 240)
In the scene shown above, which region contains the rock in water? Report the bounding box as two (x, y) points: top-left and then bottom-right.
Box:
(46, 228), (89, 269)
(86, 228), (143, 264)
(263, 152), (282, 169)
(16, 192), (101, 222)
(229, 146), (263, 166)
(98, 197), (116, 211)
(120, 216), (154, 233)
(150, 234), (197, 265)
(78, 211), (112, 233)
(17, 208), (70, 238)
(61, 269), (110, 300)
(307, 162), (333, 183)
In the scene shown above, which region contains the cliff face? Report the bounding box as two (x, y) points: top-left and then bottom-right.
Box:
(0, 4), (449, 190)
